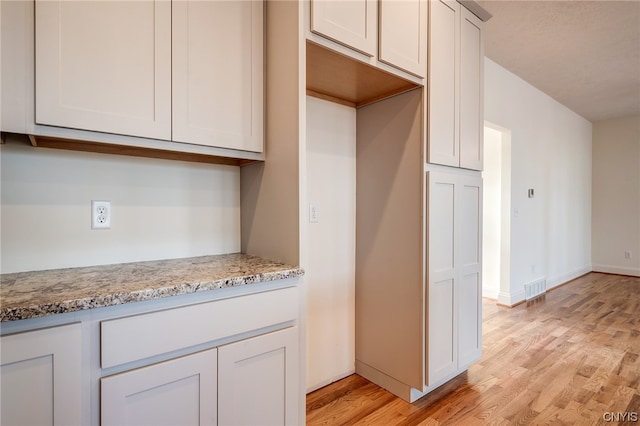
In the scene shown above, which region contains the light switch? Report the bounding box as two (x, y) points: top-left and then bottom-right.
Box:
(309, 203), (319, 223)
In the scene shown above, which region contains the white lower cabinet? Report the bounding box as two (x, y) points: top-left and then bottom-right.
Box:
(0, 284), (301, 425)
(427, 170), (482, 387)
(0, 323), (82, 426)
(101, 349), (218, 426)
(99, 287), (299, 425)
(218, 327), (299, 426)
(101, 326), (299, 426)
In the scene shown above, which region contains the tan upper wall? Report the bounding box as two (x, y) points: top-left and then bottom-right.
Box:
(592, 115), (640, 276)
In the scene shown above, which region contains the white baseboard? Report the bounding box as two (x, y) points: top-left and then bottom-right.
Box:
(496, 265), (597, 307)
(592, 264), (640, 277)
(547, 265), (592, 289)
(482, 286), (499, 299)
(497, 288), (525, 307)
(306, 369), (356, 394)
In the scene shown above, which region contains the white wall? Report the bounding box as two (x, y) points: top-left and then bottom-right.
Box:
(592, 115), (640, 276)
(484, 58), (592, 305)
(1, 134), (240, 273)
(305, 96), (356, 392)
(482, 126), (502, 299)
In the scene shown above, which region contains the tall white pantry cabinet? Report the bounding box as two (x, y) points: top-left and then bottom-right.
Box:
(354, 0), (486, 403)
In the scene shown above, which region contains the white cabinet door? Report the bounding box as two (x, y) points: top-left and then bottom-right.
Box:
(428, 1), (483, 171)
(35, 0), (171, 140)
(427, 172), (458, 386)
(459, 7), (484, 171)
(457, 175), (483, 366)
(379, 0), (427, 77)
(310, 0), (377, 56)
(427, 0), (460, 168)
(172, 0), (264, 152)
(427, 171), (482, 386)
(101, 349), (217, 426)
(218, 327), (299, 426)
(0, 323), (82, 426)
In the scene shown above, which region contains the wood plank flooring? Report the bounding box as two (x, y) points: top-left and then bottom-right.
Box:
(306, 272), (640, 425)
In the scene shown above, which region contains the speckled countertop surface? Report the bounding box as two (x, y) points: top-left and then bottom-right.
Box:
(0, 254), (304, 322)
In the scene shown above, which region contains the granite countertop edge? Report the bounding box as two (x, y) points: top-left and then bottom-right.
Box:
(0, 254), (304, 323)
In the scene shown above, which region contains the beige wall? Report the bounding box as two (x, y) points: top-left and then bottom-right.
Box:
(1, 134), (240, 273)
(592, 115), (640, 276)
(305, 96), (356, 392)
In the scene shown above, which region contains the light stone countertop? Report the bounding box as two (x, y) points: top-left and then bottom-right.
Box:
(0, 253), (304, 322)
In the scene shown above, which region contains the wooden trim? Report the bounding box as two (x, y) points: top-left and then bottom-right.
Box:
(306, 41), (420, 108)
(306, 90), (356, 108)
(30, 135), (259, 167)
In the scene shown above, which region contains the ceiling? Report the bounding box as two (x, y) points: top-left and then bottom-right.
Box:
(476, 0), (640, 123)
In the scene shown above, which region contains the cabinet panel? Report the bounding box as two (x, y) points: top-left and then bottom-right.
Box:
(379, 0), (427, 77)
(428, 278), (456, 385)
(172, 0), (263, 152)
(458, 176), (482, 365)
(458, 179), (482, 267)
(101, 349), (217, 426)
(310, 0), (376, 56)
(459, 8), (484, 170)
(429, 177), (455, 274)
(35, 0), (171, 140)
(427, 0), (459, 167)
(0, 323), (82, 426)
(218, 327), (299, 425)
(458, 271), (482, 366)
(101, 286), (298, 369)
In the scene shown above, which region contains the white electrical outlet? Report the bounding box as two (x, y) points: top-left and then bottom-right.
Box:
(92, 200), (111, 229)
(625, 250), (632, 259)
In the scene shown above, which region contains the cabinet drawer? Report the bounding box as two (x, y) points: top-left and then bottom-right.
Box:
(101, 286), (297, 369)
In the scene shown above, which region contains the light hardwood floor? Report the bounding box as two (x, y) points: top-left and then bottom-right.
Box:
(306, 272), (640, 425)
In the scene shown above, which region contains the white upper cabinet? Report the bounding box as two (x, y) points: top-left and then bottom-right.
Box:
(172, 0), (263, 152)
(428, 0), (484, 170)
(428, 0), (460, 168)
(309, 0), (427, 79)
(379, 0), (428, 77)
(34, 0), (263, 153)
(35, 0), (172, 140)
(310, 0), (377, 56)
(459, 7), (484, 170)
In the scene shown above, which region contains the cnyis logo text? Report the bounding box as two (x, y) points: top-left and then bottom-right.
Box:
(603, 412), (638, 422)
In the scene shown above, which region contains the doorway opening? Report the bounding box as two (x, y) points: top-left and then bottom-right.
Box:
(482, 122), (511, 302)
